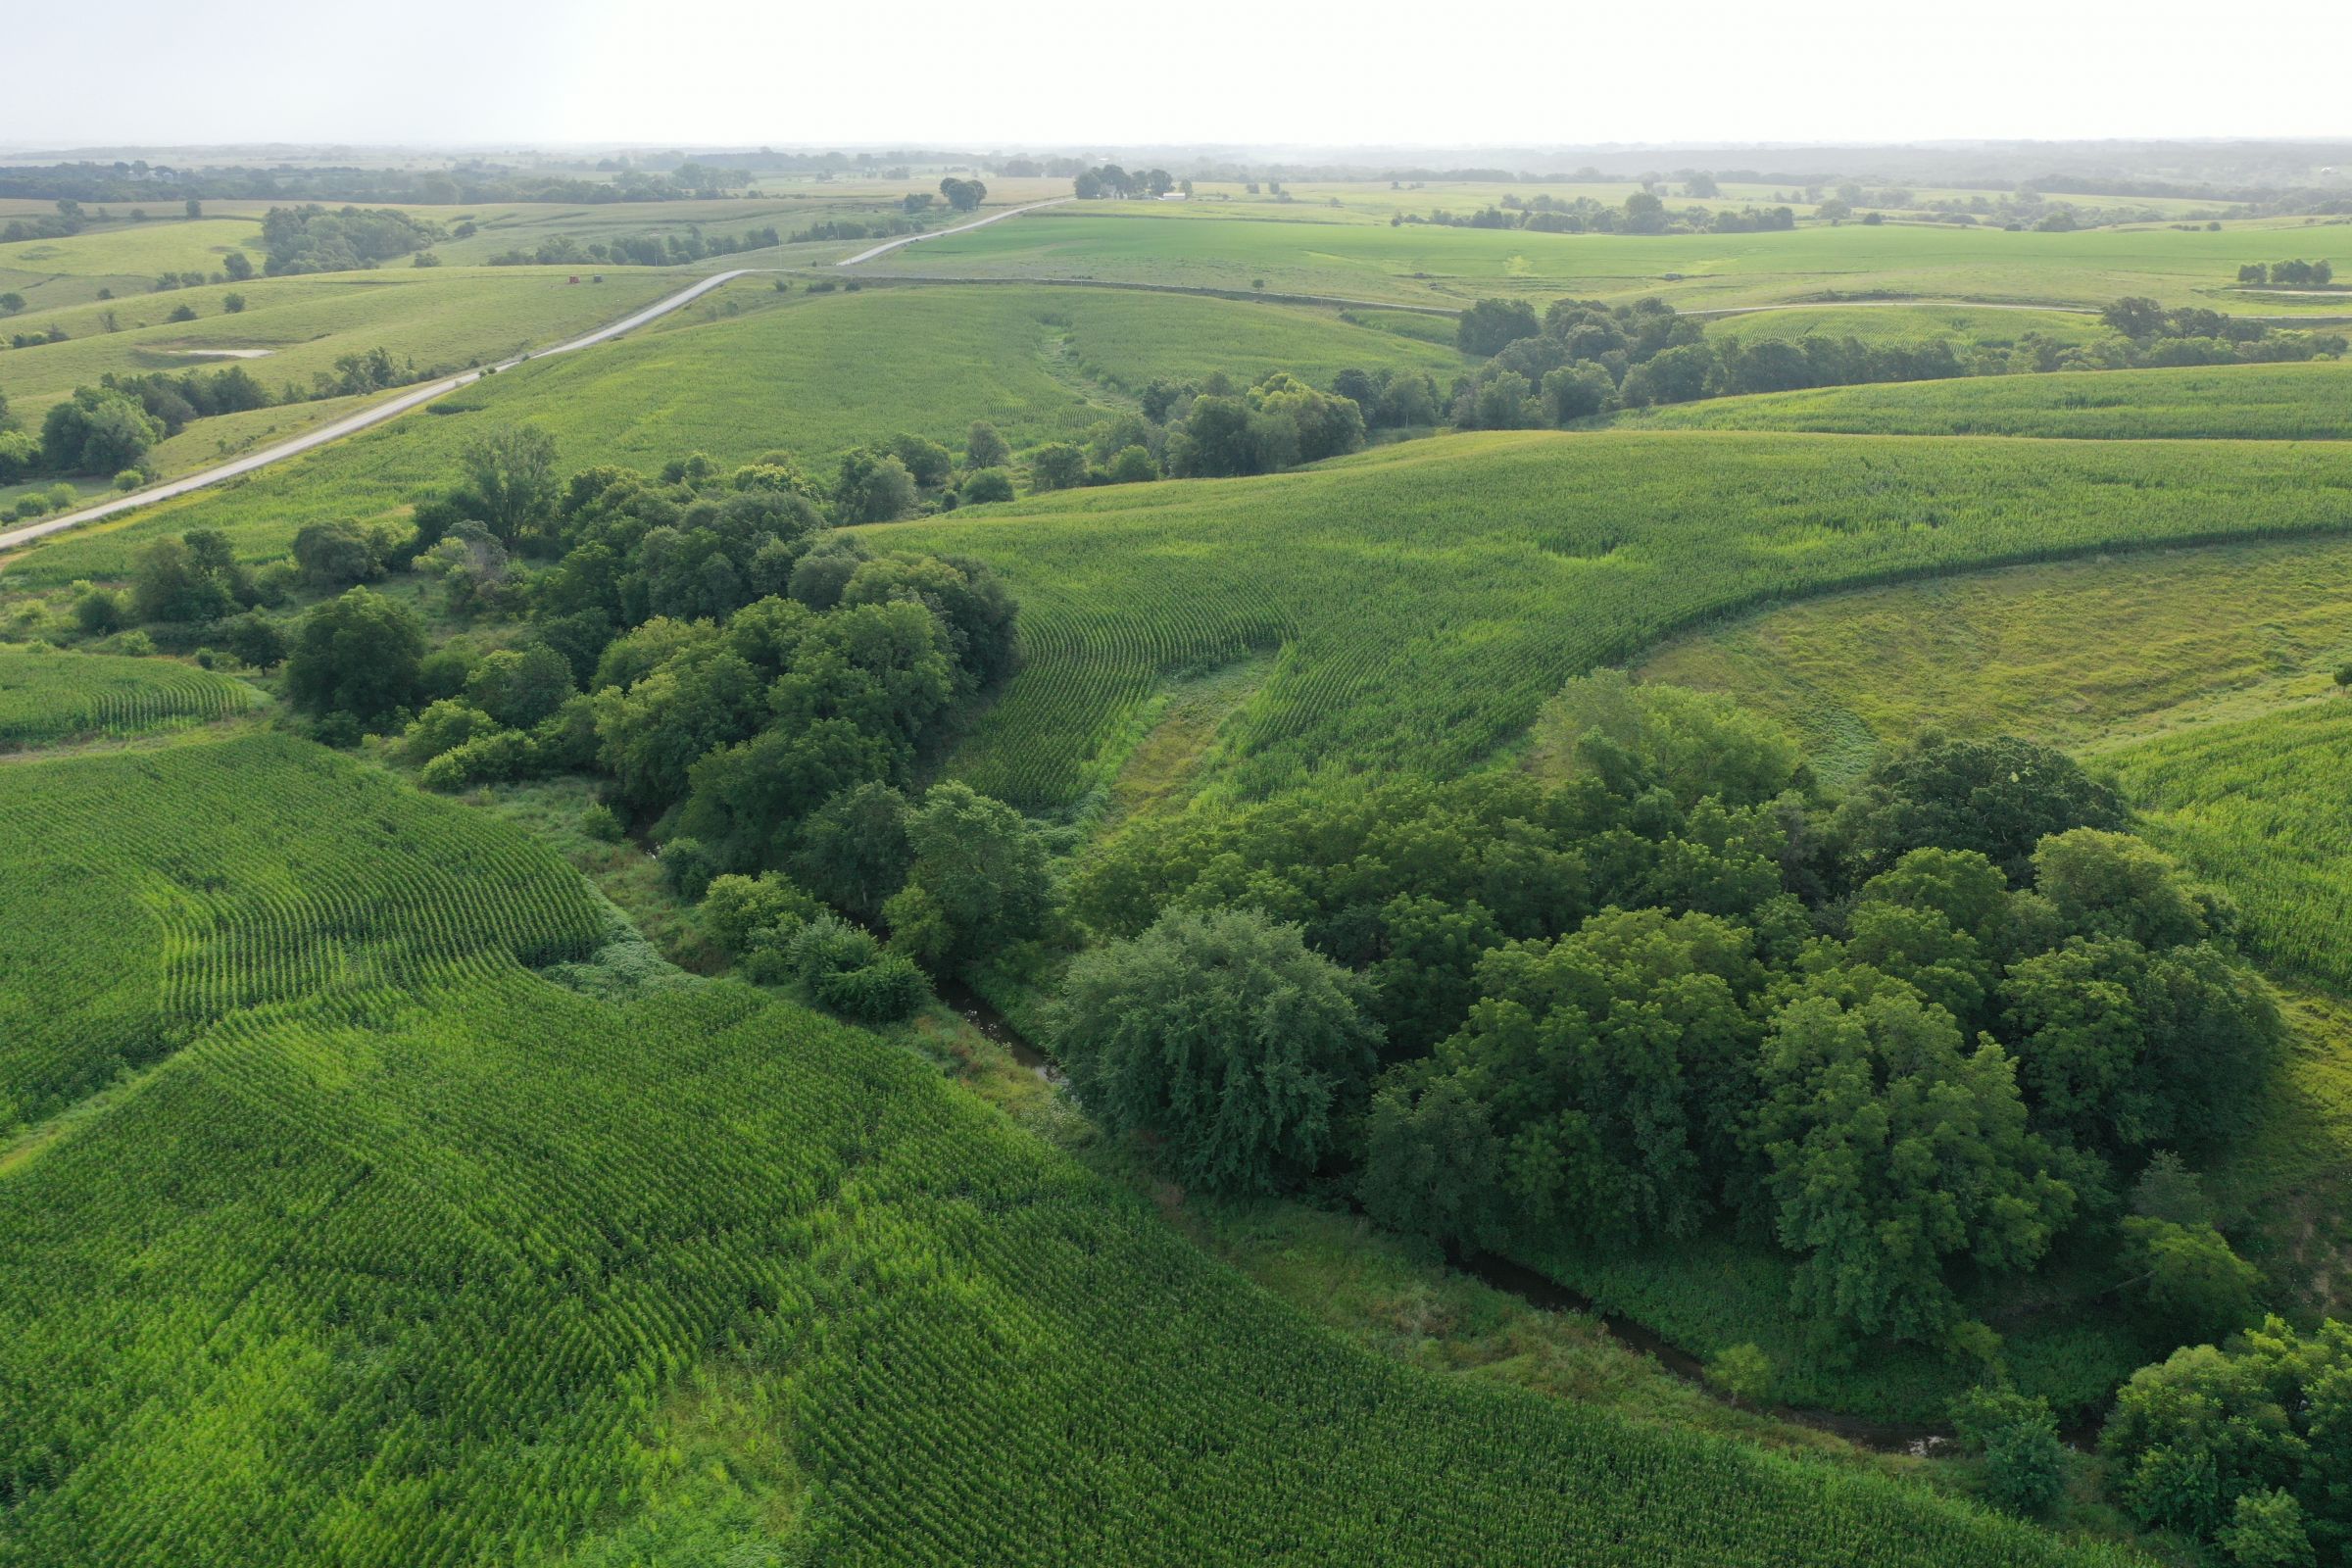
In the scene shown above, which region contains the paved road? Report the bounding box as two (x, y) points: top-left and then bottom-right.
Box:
(836, 198), (1070, 267)
(0, 269), (759, 551)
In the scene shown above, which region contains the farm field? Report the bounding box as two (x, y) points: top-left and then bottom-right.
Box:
(1697, 302), (2107, 350)
(0, 731), (2140, 1568)
(0, 268), (681, 417)
(0, 643), (255, 748)
(4, 283), (1467, 583)
(0, 731), (608, 1132)
(871, 429), (2352, 810)
(855, 204), (2352, 313)
(1624, 356), (2352, 440)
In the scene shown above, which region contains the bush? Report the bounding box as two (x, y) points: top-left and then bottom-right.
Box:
(791, 913), (932, 1022)
(661, 836), (719, 902)
(402, 699), (499, 764)
(419, 729), (535, 791)
(1951, 1389), (2066, 1516)
(1105, 445), (1158, 484)
(113, 468), (144, 493)
(701, 871), (819, 956)
(74, 588), (125, 636)
(960, 467), (1015, 505)
(581, 802), (624, 843)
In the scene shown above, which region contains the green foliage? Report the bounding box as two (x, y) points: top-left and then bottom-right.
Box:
(883, 782), (1054, 974)
(959, 466), (1015, 504)
(284, 587), (424, 724)
(466, 643), (576, 729)
(2118, 1217), (2262, 1348)
(788, 912), (931, 1022)
(1703, 1343), (1774, 1408)
(1458, 298), (1541, 357)
(1949, 1389), (2066, 1516)
(701, 871), (820, 957)
(2103, 1318), (2352, 1554)
(2221, 1490), (2318, 1568)
(1056, 906), (1383, 1196)
(1835, 734), (2126, 883)
(790, 782), (913, 924)
(40, 385), (161, 474)
(964, 418), (1009, 469)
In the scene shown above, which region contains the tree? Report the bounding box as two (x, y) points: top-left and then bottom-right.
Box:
(41, 387), (162, 474)
(291, 519), (388, 587)
(884, 782), (1052, 972)
(222, 250), (254, 281)
(1457, 298), (1542, 357)
(218, 611), (287, 670)
(284, 588), (425, 723)
(458, 423), (560, 545)
(700, 871), (819, 957)
(0, 292), (24, 315)
(466, 643), (576, 729)
(1751, 984), (2074, 1344)
(1623, 190), (1669, 234)
(792, 781), (913, 922)
(74, 587), (125, 635)
(2102, 297), (2168, 340)
(1704, 1344), (1773, 1407)
(1029, 443), (1087, 491)
(2120, 1217), (2262, 1348)
(1105, 445), (1157, 484)
(222, 292), (246, 313)
(2220, 1491), (2317, 1568)
(888, 432), (954, 488)
(184, 198), (203, 219)
(832, 449), (918, 522)
(964, 419), (1009, 469)
(960, 466), (1014, 504)
(938, 176), (987, 213)
(1950, 1389), (2066, 1516)
(129, 536), (234, 623)
(1054, 906), (1384, 1196)
(1542, 363), (1615, 423)
(1833, 733), (2126, 883)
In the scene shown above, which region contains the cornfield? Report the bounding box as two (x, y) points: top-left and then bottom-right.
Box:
(0, 648), (256, 747)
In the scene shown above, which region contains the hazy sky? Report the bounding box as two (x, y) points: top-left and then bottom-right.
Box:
(8, 0), (2349, 151)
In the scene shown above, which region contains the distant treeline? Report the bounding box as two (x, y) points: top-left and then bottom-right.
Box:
(0, 161), (755, 206)
(486, 225), (784, 267)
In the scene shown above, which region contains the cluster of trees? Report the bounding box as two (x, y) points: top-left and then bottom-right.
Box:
(2235, 259), (2335, 286)
(2102, 1318), (2352, 1564)
(1442, 291), (2348, 427)
(1449, 296), (1970, 425)
(1072, 165), (1181, 199)
(1056, 680), (2280, 1373)
(261, 205), (446, 274)
(1396, 192), (1795, 236)
(792, 214), (926, 244)
(936, 176), (987, 213)
(0, 199), (87, 245)
(487, 225), (781, 268)
(2099, 297), (2346, 366)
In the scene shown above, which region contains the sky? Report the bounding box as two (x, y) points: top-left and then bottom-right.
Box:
(7, 0), (2349, 152)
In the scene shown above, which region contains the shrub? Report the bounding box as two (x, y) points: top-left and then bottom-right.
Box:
(701, 871), (820, 956)
(419, 729), (535, 791)
(661, 836), (718, 901)
(960, 467), (1015, 505)
(791, 913), (932, 1022)
(113, 468), (144, 493)
(581, 802), (624, 843)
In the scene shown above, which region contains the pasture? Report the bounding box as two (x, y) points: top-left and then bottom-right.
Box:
(870, 429), (2352, 811)
(0, 731), (2141, 1568)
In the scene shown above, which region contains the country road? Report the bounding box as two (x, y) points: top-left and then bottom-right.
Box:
(1, 198), (1075, 553)
(0, 269), (759, 551)
(835, 198), (1071, 266)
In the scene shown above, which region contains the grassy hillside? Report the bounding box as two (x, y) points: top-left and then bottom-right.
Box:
(0, 644), (256, 748)
(1633, 535), (2352, 781)
(7, 285), (1464, 583)
(855, 204), (2352, 314)
(1623, 357), (2352, 440)
(0, 733), (2143, 1568)
(0, 732), (607, 1131)
(1698, 303), (2107, 351)
(869, 430), (2352, 811)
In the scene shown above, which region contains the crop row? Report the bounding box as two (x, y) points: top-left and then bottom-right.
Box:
(0, 648), (255, 747)
(0, 947), (2140, 1567)
(0, 734), (604, 1129)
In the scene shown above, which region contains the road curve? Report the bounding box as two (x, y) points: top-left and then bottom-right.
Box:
(0, 269), (759, 552)
(836, 198), (1071, 267)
